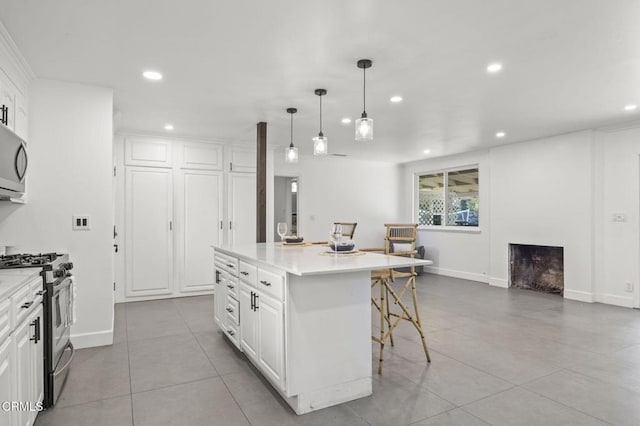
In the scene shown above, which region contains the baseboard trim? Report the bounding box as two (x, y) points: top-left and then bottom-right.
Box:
(489, 277), (508, 288)
(423, 266), (489, 283)
(71, 329), (114, 349)
(594, 293), (634, 308)
(564, 289), (594, 303)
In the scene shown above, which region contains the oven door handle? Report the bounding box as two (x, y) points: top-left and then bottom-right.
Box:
(53, 342), (75, 377)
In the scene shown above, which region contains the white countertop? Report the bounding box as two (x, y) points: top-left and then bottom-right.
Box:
(0, 268), (41, 299)
(213, 243), (433, 276)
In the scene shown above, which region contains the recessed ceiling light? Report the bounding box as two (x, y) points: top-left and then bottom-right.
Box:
(624, 104), (637, 111)
(390, 96), (403, 103)
(164, 124), (174, 131)
(495, 131), (506, 138)
(423, 149), (431, 154)
(486, 63), (503, 73)
(341, 118), (352, 124)
(143, 70), (163, 81)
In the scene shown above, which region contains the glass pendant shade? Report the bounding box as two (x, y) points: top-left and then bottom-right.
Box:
(355, 116), (374, 141)
(285, 145), (298, 163)
(313, 135), (328, 156)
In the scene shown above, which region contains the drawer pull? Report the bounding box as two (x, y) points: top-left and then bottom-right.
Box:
(226, 263), (235, 268)
(227, 329), (235, 336)
(240, 271), (249, 276)
(227, 284), (235, 289)
(21, 301), (34, 309)
(226, 307), (234, 313)
(259, 280), (271, 287)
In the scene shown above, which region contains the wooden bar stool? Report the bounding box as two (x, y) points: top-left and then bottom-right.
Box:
(366, 224), (430, 374)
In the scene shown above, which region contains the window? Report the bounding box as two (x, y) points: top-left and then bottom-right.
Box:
(417, 167), (479, 227)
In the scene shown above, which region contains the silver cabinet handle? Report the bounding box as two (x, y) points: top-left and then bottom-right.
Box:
(240, 271), (249, 276)
(227, 284), (234, 289)
(226, 307), (234, 313)
(21, 301), (34, 309)
(226, 263), (235, 268)
(227, 329), (235, 336)
(259, 280), (271, 287)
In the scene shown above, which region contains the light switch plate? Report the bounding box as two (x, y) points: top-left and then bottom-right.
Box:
(72, 215), (91, 230)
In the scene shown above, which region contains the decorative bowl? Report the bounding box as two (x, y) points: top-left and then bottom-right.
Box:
(329, 241), (355, 252)
(284, 236), (304, 244)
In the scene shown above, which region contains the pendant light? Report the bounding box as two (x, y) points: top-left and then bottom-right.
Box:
(285, 108), (298, 163)
(355, 59), (373, 141)
(313, 89), (328, 156)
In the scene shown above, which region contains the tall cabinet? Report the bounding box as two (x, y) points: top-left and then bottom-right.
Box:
(120, 136), (256, 302)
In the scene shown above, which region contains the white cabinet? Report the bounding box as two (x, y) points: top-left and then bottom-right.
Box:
(181, 142), (223, 170)
(239, 283), (258, 362)
(125, 136), (173, 168)
(0, 74), (16, 132)
(213, 269), (226, 329)
(14, 92), (28, 141)
(125, 167), (173, 297)
(228, 147), (256, 173)
(227, 173), (256, 246)
(0, 337), (12, 426)
(178, 170), (223, 293)
(257, 292), (284, 388)
(29, 305), (43, 413)
(13, 314), (31, 426)
(214, 254), (286, 391)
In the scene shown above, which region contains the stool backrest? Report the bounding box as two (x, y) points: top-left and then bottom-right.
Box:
(383, 223), (417, 255)
(334, 222), (358, 239)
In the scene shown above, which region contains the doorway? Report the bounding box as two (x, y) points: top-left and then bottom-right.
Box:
(274, 176), (299, 240)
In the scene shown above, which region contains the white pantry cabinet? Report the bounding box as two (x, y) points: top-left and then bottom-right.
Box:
(227, 173), (257, 246)
(177, 170), (223, 293)
(125, 167), (173, 297)
(228, 147), (256, 173)
(121, 137), (254, 302)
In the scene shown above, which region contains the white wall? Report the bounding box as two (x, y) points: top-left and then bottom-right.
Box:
(0, 79), (114, 347)
(489, 131), (594, 302)
(402, 150), (490, 282)
(593, 126), (640, 307)
(275, 156), (401, 249)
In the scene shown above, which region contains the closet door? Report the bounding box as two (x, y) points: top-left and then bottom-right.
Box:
(179, 170), (223, 292)
(227, 173), (256, 245)
(125, 167), (173, 297)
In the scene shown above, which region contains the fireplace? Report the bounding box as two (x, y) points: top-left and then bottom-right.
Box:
(509, 244), (564, 294)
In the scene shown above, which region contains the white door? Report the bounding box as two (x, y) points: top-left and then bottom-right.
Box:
(179, 170), (223, 293)
(214, 271), (227, 329)
(30, 305), (44, 411)
(0, 338), (12, 426)
(257, 292), (284, 388)
(228, 173), (256, 245)
(13, 319), (31, 426)
(125, 167), (173, 297)
(239, 284), (258, 361)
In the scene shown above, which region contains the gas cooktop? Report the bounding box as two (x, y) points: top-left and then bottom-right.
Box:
(0, 253), (63, 269)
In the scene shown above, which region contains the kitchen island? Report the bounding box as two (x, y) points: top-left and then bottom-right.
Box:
(212, 243), (432, 414)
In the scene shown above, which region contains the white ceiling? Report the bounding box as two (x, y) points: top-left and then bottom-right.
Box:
(1, 0), (639, 163)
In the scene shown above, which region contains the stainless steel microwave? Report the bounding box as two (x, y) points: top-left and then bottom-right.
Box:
(0, 124), (27, 198)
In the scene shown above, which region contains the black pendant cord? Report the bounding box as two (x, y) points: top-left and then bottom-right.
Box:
(362, 66), (367, 116)
(319, 94), (323, 136)
(290, 112), (294, 148)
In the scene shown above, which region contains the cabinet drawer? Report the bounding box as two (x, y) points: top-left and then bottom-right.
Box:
(226, 275), (239, 300)
(0, 299), (9, 344)
(225, 295), (239, 325)
(216, 254), (238, 276)
(257, 269), (284, 301)
(11, 285), (32, 328)
(29, 277), (43, 297)
(238, 261), (257, 287)
(224, 322), (240, 349)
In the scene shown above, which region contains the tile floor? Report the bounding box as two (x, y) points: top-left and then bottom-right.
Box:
(35, 274), (640, 426)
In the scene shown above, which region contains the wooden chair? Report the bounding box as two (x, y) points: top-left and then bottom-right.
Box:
(309, 222), (358, 245)
(366, 224), (430, 373)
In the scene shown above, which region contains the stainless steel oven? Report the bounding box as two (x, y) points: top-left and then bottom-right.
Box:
(49, 275), (74, 403)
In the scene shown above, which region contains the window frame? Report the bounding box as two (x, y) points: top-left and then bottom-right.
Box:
(414, 164), (481, 232)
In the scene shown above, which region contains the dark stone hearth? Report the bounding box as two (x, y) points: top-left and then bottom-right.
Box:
(509, 244), (564, 294)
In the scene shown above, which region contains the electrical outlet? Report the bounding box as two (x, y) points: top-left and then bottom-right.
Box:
(72, 215), (91, 230)
(612, 213), (627, 222)
(625, 282), (634, 293)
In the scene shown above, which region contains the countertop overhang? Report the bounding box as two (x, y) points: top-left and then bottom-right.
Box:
(213, 243), (433, 276)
